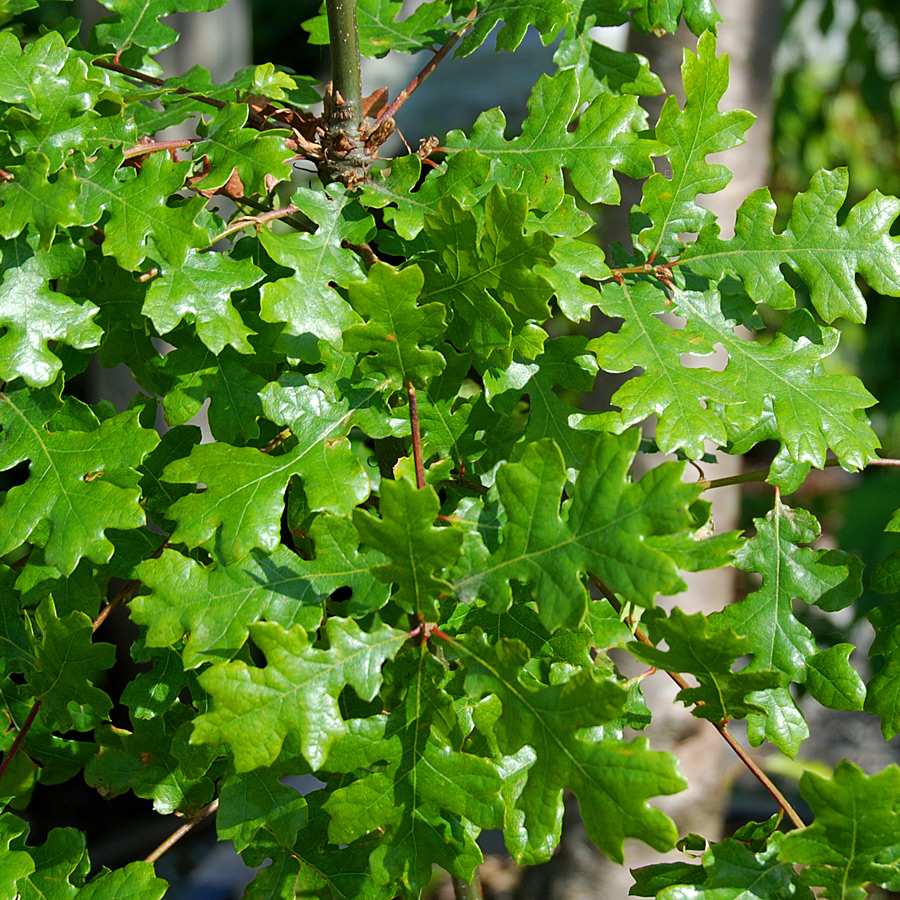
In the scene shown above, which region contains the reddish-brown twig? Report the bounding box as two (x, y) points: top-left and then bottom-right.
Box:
(0, 699), (41, 783)
(123, 139), (192, 160)
(588, 573), (806, 830)
(407, 381), (425, 490)
(371, 9), (477, 132)
(144, 798), (219, 864)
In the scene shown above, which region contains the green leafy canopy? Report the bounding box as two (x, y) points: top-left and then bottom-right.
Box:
(1, 0), (898, 898)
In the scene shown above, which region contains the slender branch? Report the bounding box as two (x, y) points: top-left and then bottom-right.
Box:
(144, 798), (219, 864)
(92, 59), (227, 110)
(92, 578), (141, 632)
(372, 9), (477, 131)
(231, 196), (313, 233)
(209, 203), (306, 244)
(260, 428), (293, 454)
(588, 573), (806, 830)
(696, 455), (900, 492)
(712, 721), (803, 829)
(342, 240), (380, 268)
(92, 59), (272, 131)
(452, 873), (483, 900)
(407, 381), (425, 490)
(123, 139), (192, 160)
(0, 699), (41, 783)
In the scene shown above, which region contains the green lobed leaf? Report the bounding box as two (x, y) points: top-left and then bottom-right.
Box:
(4, 49), (115, 171)
(325, 649), (503, 892)
(93, 0), (229, 58)
(710, 503), (863, 756)
(630, 0), (722, 35)
(0, 386), (159, 574)
(242, 789), (395, 900)
(635, 832), (812, 900)
(458, 631), (686, 863)
(192, 102), (293, 196)
(452, 431), (702, 631)
(0, 153), (81, 249)
(444, 67), (663, 212)
(865, 601), (900, 739)
(160, 344), (266, 445)
(142, 248), (264, 354)
(353, 477), (463, 621)
(420, 185), (555, 364)
(65, 251), (166, 395)
(0, 812), (34, 896)
(637, 31), (755, 258)
(12, 826), (88, 900)
(303, 0), (452, 57)
(630, 608), (782, 722)
(0, 30), (69, 108)
(483, 335), (604, 469)
(0, 232), (99, 388)
(342, 263), (447, 388)
(75, 149), (209, 271)
(779, 761), (900, 900)
(119, 639), (196, 721)
(26, 598), (116, 733)
(133, 514), (389, 667)
(217, 762), (309, 854)
(590, 283), (880, 475)
(162, 382), (369, 562)
(257, 186), (373, 345)
(682, 168), (900, 324)
(454, 0), (569, 56)
(191, 617), (407, 771)
(75, 862), (168, 900)
(553, 0), (663, 103)
(359, 150), (494, 241)
(85, 703), (218, 815)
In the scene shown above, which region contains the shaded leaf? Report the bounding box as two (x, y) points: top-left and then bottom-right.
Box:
(630, 608), (782, 722)
(325, 650), (502, 892)
(27, 599), (115, 732)
(343, 263), (446, 388)
(134, 514), (388, 667)
(452, 432), (701, 631)
(162, 383), (368, 561)
(354, 477), (463, 621)
(421, 186), (554, 363)
(85, 703), (217, 815)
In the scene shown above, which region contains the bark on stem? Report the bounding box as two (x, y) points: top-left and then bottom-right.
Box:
(325, 0), (363, 131)
(321, 0), (371, 185)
